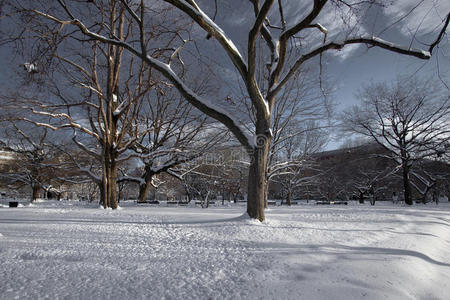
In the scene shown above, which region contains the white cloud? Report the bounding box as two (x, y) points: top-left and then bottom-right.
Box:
(330, 43), (362, 61)
(383, 0), (450, 37)
(299, 2), (366, 61)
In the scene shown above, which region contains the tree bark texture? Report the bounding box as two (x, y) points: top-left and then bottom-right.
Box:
(102, 149), (119, 209)
(32, 184), (40, 202)
(286, 190), (292, 206)
(138, 171), (154, 203)
(247, 128), (271, 221)
(264, 183), (269, 208)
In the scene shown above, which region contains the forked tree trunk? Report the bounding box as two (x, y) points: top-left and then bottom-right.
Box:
(247, 130), (271, 221)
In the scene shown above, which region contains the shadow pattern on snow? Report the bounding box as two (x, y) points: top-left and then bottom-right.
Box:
(253, 242), (450, 267)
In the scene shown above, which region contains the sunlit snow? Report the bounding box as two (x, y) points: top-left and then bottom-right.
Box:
(1, 200), (449, 299)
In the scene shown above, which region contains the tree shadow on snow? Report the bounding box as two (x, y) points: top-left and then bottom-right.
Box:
(253, 242), (450, 267)
(0, 212), (251, 227)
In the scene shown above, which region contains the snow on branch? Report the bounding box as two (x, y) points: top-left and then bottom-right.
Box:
(268, 0), (327, 89)
(248, 0), (275, 76)
(248, 0), (278, 63)
(169, 39), (187, 67)
(429, 12), (450, 55)
(77, 166), (102, 183)
(29, 109), (100, 140)
(117, 148), (183, 164)
(23, 62), (38, 73)
(247, 0), (275, 118)
(71, 136), (101, 160)
(79, 83), (103, 97)
(270, 36), (432, 97)
(117, 175), (145, 186)
(306, 23), (328, 36)
(163, 0), (248, 77)
(280, 0), (328, 40)
(33, 6), (255, 151)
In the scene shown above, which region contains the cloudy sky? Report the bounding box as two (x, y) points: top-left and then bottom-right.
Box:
(199, 0), (449, 106)
(1, 0), (449, 149)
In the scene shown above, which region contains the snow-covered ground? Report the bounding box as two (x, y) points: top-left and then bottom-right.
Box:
(0, 200), (449, 299)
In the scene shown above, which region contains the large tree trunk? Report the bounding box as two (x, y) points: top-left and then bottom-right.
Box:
(138, 183), (149, 203)
(138, 168), (154, 203)
(100, 7), (122, 210)
(264, 182), (269, 208)
(98, 182), (105, 206)
(101, 149), (119, 209)
(247, 129), (271, 221)
(402, 163), (413, 205)
(286, 189), (292, 206)
(359, 191), (364, 204)
(31, 184), (40, 202)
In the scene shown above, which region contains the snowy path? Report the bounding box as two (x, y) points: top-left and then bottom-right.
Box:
(0, 201), (449, 299)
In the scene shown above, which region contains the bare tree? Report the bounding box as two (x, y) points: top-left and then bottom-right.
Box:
(410, 157), (450, 204)
(342, 77), (450, 205)
(411, 170), (437, 204)
(169, 147), (248, 205)
(2, 1), (198, 208)
(350, 164), (395, 205)
(217, 154), (247, 204)
(0, 122), (59, 201)
(270, 121), (328, 205)
(174, 163), (219, 207)
(4, 0), (449, 219)
(123, 89), (225, 203)
(238, 62), (333, 206)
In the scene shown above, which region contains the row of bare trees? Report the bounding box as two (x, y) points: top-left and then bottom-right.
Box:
(342, 77), (449, 205)
(0, 1), (219, 206)
(1, 1), (449, 220)
(0, 126), (60, 201)
(1, 78), (448, 205)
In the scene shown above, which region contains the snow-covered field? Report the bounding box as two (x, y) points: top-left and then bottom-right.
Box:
(0, 200), (449, 300)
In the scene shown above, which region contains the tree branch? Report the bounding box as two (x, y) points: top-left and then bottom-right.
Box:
(270, 36), (431, 97)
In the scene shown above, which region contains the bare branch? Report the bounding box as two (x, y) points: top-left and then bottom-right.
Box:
(429, 12), (450, 55)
